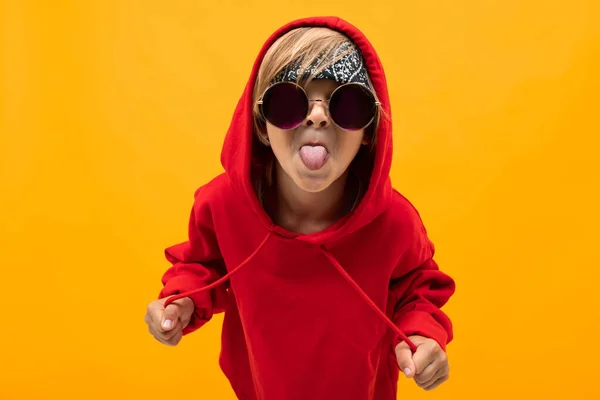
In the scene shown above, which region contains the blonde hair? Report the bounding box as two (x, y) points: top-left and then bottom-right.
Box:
(254, 28), (359, 113)
(251, 27), (381, 193)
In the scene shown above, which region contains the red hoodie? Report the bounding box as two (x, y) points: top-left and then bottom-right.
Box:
(159, 16), (455, 400)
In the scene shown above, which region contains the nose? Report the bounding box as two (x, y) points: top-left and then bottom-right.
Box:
(304, 100), (330, 129)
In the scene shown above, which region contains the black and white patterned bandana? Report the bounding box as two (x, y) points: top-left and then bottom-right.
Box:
(272, 41), (369, 86)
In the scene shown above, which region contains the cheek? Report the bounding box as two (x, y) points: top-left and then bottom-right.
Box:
(335, 130), (365, 160)
(266, 127), (294, 159)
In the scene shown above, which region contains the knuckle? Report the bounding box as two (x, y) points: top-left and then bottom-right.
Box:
(148, 300), (159, 313)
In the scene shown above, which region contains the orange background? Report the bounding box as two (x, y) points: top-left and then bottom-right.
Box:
(1, 1), (599, 399)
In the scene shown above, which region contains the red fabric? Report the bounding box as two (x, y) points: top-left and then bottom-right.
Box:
(159, 16), (455, 400)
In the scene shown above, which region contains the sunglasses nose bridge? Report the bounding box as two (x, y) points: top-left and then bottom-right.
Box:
(307, 99), (331, 116)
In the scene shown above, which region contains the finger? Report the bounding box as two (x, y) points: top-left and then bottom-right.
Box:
(165, 330), (183, 346)
(158, 320), (185, 341)
(144, 308), (161, 326)
(160, 303), (182, 332)
(422, 372), (449, 391)
(148, 317), (184, 340)
(417, 363), (449, 387)
(148, 323), (183, 346)
(147, 301), (166, 327)
(415, 352), (447, 384)
(146, 303), (160, 325)
(395, 341), (416, 378)
(415, 363), (436, 385)
(412, 342), (442, 375)
(148, 324), (168, 345)
(173, 297), (195, 323)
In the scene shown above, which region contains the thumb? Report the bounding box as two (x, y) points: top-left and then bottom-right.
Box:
(161, 303), (181, 331)
(395, 341), (416, 378)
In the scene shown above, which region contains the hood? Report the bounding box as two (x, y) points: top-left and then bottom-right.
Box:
(220, 16), (394, 245)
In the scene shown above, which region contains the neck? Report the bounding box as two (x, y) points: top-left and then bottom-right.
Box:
(267, 163), (358, 233)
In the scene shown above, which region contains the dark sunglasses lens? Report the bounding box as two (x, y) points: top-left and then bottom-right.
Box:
(262, 83), (308, 129)
(330, 84), (376, 130)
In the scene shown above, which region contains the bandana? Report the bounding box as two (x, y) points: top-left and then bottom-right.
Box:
(272, 41), (369, 86)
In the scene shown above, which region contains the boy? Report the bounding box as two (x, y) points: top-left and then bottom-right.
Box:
(145, 16), (455, 399)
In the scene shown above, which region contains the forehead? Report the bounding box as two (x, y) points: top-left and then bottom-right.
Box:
(303, 79), (340, 95)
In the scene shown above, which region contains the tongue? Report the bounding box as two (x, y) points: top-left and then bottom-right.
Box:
(299, 145), (328, 170)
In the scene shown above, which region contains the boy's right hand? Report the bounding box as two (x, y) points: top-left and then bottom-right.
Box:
(145, 296), (194, 346)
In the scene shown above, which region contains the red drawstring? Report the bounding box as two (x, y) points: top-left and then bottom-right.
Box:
(321, 246), (418, 353)
(163, 232), (273, 308)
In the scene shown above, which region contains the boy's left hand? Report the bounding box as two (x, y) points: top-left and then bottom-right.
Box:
(395, 335), (449, 391)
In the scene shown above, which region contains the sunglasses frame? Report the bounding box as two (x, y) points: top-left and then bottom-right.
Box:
(256, 81), (381, 132)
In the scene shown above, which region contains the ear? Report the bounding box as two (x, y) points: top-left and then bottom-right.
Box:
(255, 120), (270, 146)
(258, 132), (270, 146)
(361, 136), (370, 146)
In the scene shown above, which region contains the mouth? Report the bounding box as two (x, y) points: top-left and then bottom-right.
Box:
(299, 142), (330, 171)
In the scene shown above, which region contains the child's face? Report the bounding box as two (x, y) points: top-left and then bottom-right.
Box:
(266, 79), (368, 193)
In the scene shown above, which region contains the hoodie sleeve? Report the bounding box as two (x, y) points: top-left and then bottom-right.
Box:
(158, 189), (228, 335)
(389, 212), (455, 351)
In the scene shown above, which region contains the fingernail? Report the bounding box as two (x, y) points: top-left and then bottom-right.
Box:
(403, 368), (411, 377)
(162, 319), (172, 329)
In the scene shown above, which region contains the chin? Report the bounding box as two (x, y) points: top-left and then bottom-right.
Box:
(290, 164), (343, 192)
(294, 174), (333, 193)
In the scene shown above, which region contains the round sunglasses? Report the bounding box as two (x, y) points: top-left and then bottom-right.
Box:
(257, 82), (380, 131)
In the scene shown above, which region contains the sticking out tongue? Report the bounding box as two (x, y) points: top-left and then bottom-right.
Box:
(299, 145), (328, 170)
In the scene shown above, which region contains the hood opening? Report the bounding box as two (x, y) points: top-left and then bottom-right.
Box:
(220, 17), (395, 244)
